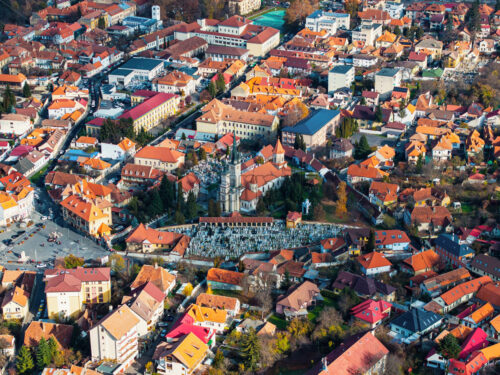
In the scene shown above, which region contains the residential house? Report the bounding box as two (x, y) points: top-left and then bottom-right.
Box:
(0, 113), (32, 136)
(329, 137), (353, 159)
(390, 308), (443, 343)
(432, 137), (452, 162)
(181, 304), (227, 334)
(0, 335), (15, 357)
(462, 303), (495, 329)
(328, 65), (355, 93)
(276, 281), (320, 320)
(1, 286), (30, 320)
(60, 194), (112, 238)
(426, 276), (492, 314)
(195, 293), (240, 317)
(134, 146), (185, 173)
(331, 271), (396, 301)
(469, 254), (500, 282)
(24, 321), (73, 349)
(153, 333), (208, 375)
(401, 249), (441, 275)
(126, 224), (189, 254)
(435, 234), (475, 266)
(155, 71), (196, 96)
(375, 68), (402, 99)
(89, 305), (140, 372)
(206, 268), (244, 291)
(369, 181), (399, 206)
(44, 267), (111, 319)
(408, 206), (453, 233)
(357, 252), (392, 276)
(420, 268), (471, 297)
(100, 138), (136, 161)
(374, 230), (410, 252)
(306, 332), (388, 375)
(130, 264), (176, 295)
(350, 299), (392, 329)
(347, 164), (388, 184)
(125, 282), (165, 337)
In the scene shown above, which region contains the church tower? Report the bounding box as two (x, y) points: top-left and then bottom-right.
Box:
(273, 138), (285, 167)
(219, 133), (242, 213)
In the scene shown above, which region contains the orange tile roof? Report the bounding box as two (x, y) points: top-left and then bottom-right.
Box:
(0, 73), (26, 83)
(130, 264), (176, 293)
(403, 249), (440, 273)
(135, 146), (184, 163)
(76, 136), (97, 144)
(60, 195), (108, 222)
(196, 293), (239, 311)
(81, 158), (111, 170)
(357, 252), (392, 270)
(468, 303), (494, 324)
(440, 276), (492, 306)
(24, 321), (73, 348)
(126, 223), (182, 246)
(207, 268), (244, 286)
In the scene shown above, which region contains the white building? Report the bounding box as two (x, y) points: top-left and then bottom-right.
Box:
(90, 305), (140, 372)
(127, 283), (165, 338)
(305, 10), (350, 32)
(0, 113), (32, 136)
(108, 58), (164, 87)
(100, 138), (136, 161)
(154, 333), (208, 375)
(1, 287), (29, 320)
(375, 68), (402, 99)
(384, 1), (405, 19)
(328, 65), (355, 93)
(352, 20), (383, 46)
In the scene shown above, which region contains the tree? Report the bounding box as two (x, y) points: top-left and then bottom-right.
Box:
(3, 84), (15, 112)
(98, 17), (106, 29)
(293, 134), (306, 151)
(393, 25), (401, 36)
(284, 0), (315, 30)
(364, 229), (375, 253)
(64, 254), (84, 269)
(36, 338), (51, 369)
(415, 26), (424, 40)
(107, 253), (125, 273)
(183, 282), (193, 296)
(198, 147), (207, 161)
(313, 204), (325, 221)
(385, 354), (404, 375)
(215, 201), (221, 217)
(48, 337), (58, 361)
(241, 328), (261, 372)
(287, 318), (313, 338)
(416, 154), (424, 174)
(354, 135), (371, 159)
(256, 198), (266, 215)
(208, 199), (217, 216)
(213, 349), (224, 369)
(439, 334), (461, 359)
(160, 175), (175, 212)
(23, 82), (31, 98)
(175, 210), (185, 224)
(185, 191), (197, 220)
(374, 103), (383, 123)
(216, 73), (226, 94)
(467, 0), (480, 32)
(335, 117), (358, 138)
(149, 189), (164, 217)
(496, 0), (500, 12)
(16, 346), (34, 375)
(336, 182), (347, 217)
(207, 81), (217, 98)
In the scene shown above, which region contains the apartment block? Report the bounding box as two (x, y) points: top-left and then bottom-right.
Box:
(328, 65), (355, 93)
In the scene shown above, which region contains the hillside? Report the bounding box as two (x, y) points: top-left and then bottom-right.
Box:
(0, 0), (47, 25)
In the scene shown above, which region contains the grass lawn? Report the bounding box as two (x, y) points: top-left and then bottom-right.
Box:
(268, 314), (288, 330)
(460, 203), (474, 213)
(30, 164), (49, 184)
(308, 295), (337, 323)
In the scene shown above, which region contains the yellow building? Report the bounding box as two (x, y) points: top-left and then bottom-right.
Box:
(196, 99), (279, 141)
(286, 211), (302, 228)
(44, 267), (111, 319)
(119, 92), (180, 133)
(59, 194), (112, 238)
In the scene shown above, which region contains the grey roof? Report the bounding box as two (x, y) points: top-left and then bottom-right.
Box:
(109, 68), (134, 77)
(435, 234), (474, 258)
(390, 308), (442, 334)
(376, 68), (399, 77)
(330, 65), (354, 74)
(13, 158), (35, 175)
(470, 254), (500, 279)
(282, 109), (340, 136)
(120, 57), (163, 72)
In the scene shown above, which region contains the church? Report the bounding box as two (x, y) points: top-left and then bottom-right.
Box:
(219, 136), (291, 213)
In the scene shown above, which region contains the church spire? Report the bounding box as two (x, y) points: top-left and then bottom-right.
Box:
(231, 131), (239, 164)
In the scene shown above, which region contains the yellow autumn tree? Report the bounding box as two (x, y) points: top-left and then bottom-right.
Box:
(183, 282), (194, 296)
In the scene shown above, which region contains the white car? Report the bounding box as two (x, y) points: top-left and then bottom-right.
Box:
(36, 263), (47, 268)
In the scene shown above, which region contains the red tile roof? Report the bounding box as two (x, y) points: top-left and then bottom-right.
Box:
(357, 252), (392, 270)
(119, 93), (178, 121)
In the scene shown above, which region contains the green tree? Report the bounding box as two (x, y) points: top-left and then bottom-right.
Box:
(415, 26), (424, 40)
(107, 253), (125, 273)
(23, 82), (31, 98)
(36, 338), (51, 369)
(3, 84), (15, 112)
(16, 346), (34, 375)
(393, 25), (401, 36)
(439, 334), (461, 359)
(354, 135), (371, 159)
(468, 0), (480, 32)
(416, 154), (424, 174)
(186, 191), (197, 220)
(160, 175), (175, 212)
(336, 181), (348, 217)
(241, 328), (261, 372)
(98, 17), (106, 29)
(496, 0), (500, 12)
(216, 73), (226, 94)
(198, 147), (207, 161)
(256, 198), (266, 215)
(294, 134), (306, 151)
(213, 349), (224, 369)
(64, 254), (84, 269)
(215, 201), (221, 217)
(47, 337), (58, 360)
(365, 229), (375, 253)
(208, 199), (217, 216)
(374, 103), (383, 123)
(149, 189), (164, 217)
(175, 210), (185, 224)
(207, 81), (217, 98)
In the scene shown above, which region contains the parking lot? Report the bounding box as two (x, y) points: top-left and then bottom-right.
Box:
(0, 187), (109, 271)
